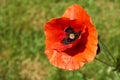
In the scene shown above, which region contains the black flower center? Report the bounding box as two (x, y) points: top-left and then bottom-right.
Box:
(62, 27), (82, 44)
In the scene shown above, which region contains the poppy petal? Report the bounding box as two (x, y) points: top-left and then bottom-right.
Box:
(45, 49), (85, 70)
(62, 4), (91, 22)
(45, 18), (85, 51)
(75, 22), (98, 62)
(45, 22), (98, 70)
(44, 4), (98, 70)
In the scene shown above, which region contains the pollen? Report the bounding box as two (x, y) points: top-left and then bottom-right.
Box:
(69, 33), (75, 39)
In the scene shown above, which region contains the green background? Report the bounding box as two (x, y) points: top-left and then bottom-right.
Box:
(0, 0), (120, 80)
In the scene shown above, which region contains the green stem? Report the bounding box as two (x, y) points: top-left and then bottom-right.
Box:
(95, 57), (115, 67)
(99, 39), (116, 64)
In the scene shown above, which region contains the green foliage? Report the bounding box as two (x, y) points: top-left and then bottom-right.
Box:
(0, 0), (120, 80)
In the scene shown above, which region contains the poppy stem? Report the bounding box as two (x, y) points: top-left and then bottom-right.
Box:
(99, 39), (116, 64)
(95, 57), (115, 67)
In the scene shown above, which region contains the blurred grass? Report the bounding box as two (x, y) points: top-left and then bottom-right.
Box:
(0, 0), (120, 80)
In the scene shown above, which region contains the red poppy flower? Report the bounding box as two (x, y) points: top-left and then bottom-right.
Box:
(44, 4), (98, 70)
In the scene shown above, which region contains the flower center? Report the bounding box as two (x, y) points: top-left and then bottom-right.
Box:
(62, 27), (82, 44)
(69, 33), (75, 39)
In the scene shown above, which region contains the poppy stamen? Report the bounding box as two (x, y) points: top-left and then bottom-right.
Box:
(62, 27), (82, 44)
(64, 27), (74, 33)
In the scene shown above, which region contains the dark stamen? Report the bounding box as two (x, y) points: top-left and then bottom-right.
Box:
(64, 27), (74, 34)
(62, 27), (82, 44)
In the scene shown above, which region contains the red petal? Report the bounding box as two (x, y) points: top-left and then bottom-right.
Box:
(73, 22), (98, 63)
(45, 22), (98, 70)
(62, 4), (91, 22)
(44, 4), (98, 70)
(44, 18), (85, 51)
(45, 49), (85, 70)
